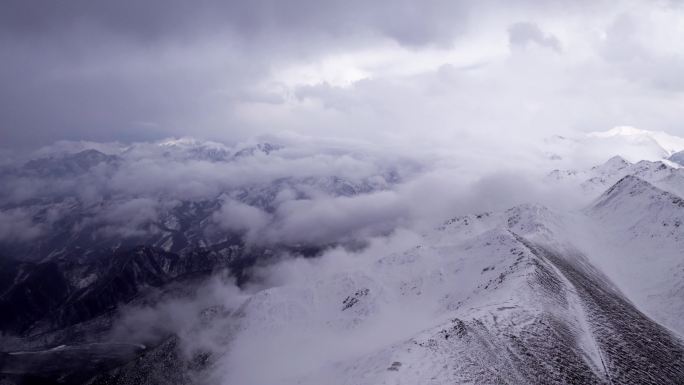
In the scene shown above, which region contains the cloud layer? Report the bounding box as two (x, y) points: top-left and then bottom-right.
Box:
(1, 0), (683, 150)
(0, 131), (616, 256)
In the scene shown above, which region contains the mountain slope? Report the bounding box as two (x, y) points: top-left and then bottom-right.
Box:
(547, 156), (684, 199)
(202, 201), (684, 385)
(575, 175), (684, 335)
(3, 153), (684, 384)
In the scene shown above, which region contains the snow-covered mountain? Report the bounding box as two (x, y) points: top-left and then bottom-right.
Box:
(2, 139), (684, 385)
(546, 155), (684, 199)
(542, 126), (684, 166)
(586, 126), (684, 157)
(193, 189), (684, 385)
(579, 175), (684, 335)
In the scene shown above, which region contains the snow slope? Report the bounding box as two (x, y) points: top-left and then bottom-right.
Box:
(571, 176), (684, 335)
(200, 196), (684, 385)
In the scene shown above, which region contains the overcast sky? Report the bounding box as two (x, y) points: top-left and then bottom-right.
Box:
(1, 0), (683, 149)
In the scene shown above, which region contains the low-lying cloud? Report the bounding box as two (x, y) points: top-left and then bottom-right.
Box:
(0, 208), (46, 243)
(0, 133), (604, 257)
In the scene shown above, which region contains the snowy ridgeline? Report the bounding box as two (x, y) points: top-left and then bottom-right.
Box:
(204, 171), (684, 385)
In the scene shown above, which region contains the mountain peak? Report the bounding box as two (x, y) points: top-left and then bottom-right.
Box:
(233, 142), (282, 159)
(604, 155), (630, 167)
(599, 174), (651, 198)
(589, 126), (647, 137)
(587, 126), (684, 156)
(588, 174), (684, 246)
(150, 137), (232, 161)
(591, 175), (684, 213)
(591, 155), (631, 174)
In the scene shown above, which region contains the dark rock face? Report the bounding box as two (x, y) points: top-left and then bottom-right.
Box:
(0, 343), (145, 385)
(88, 336), (195, 385)
(0, 198), (228, 263)
(0, 243), (265, 385)
(0, 175), (390, 262)
(0, 244), (262, 337)
(0, 261), (70, 335)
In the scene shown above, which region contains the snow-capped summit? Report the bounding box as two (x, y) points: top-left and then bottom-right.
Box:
(541, 127), (684, 167)
(232, 142), (283, 159)
(591, 155), (630, 173)
(587, 126), (684, 157)
(589, 175), (683, 241)
(155, 137), (232, 162)
(592, 175), (654, 207)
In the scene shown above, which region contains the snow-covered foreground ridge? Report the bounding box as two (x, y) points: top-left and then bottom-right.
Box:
(203, 160), (684, 385)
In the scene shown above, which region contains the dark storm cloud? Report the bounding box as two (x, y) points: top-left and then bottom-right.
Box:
(0, 0), (470, 45)
(508, 22), (561, 52)
(1, 0), (683, 149)
(0, 208), (45, 242)
(0, 0), (476, 148)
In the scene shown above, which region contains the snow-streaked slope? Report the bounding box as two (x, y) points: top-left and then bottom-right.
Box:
(545, 157), (684, 336)
(589, 175), (684, 240)
(201, 199), (684, 385)
(573, 176), (684, 335)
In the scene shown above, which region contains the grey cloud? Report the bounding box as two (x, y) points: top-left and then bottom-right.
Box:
(0, 0), (545, 149)
(0, 35), (263, 148)
(265, 190), (408, 244)
(0, 133), (590, 256)
(0, 139), (426, 252)
(0, 0), (470, 46)
(2, 0), (684, 152)
(601, 13), (684, 92)
(109, 273), (246, 347)
(212, 199), (272, 241)
(508, 22), (561, 52)
(0, 208), (45, 242)
(93, 198), (162, 239)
